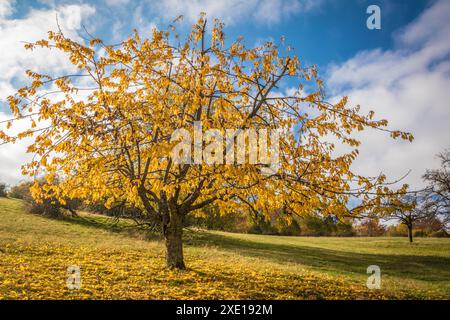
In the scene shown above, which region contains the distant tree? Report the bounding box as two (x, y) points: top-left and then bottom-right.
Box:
(382, 193), (435, 243)
(334, 218), (355, 237)
(0, 182), (7, 197)
(275, 215), (302, 236)
(298, 215), (331, 236)
(414, 215), (446, 235)
(188, 204), (246, 233)
(355, 217), (386, 237)
(386, 217), (447, 238)
(298, 214), (353, 236)
(422, 149), (450, 226)
(386, 224), (408, 237)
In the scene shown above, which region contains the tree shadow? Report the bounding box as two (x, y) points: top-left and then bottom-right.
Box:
(187, 231), (450, 283)
(38, 212), (163, 241)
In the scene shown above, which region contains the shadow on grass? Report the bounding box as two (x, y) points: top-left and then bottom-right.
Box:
(42, 212), (163, 242)
(186, 231), (450, 283)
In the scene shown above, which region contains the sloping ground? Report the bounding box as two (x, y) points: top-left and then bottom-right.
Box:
(0, 197), (449, 299)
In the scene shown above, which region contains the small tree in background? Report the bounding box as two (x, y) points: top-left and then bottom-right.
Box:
(422, 149), (450, 227)
(355, 217), (386, 237)
(413, 215), (446, 237)
(382, 193), (435, 243)
(383, 148), (450, 241)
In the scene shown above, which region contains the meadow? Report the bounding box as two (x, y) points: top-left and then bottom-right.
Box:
(0, 197), (449, 300)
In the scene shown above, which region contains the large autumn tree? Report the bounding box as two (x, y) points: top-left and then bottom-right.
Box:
(0, 15), (412, 268)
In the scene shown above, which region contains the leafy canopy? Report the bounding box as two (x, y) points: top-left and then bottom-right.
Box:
(0, 15), (413, 219)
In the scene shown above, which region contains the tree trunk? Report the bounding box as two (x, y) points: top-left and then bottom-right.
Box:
(407, 224), (413, 243)
(137, 189), (186, 269)
(163, 212), (185, 269)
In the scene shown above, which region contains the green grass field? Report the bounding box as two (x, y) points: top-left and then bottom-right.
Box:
(0, 197), (449, 299)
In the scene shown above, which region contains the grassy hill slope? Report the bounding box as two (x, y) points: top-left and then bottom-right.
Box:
(0, 197), (449, 299)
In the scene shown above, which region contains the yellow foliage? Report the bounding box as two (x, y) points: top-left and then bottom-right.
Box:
(0, 15), (414, 234)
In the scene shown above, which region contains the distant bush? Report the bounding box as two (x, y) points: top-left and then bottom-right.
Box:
(0, 182), (7, 197)
(247, 221), (279, 235)
(9, 181), (79, 218)
(413, 230), (426, 237)
(8, 182), (31, 199)
(187, 207), (356, 237)
(187, 206), (247, 232)
(299, 215), (331, 236)
(27, 198), (62, 217)
(429, 230), (449, 238)
(386, 217), (447, 238)
(386, 224), (408, 237)
(297, 215), (354, 237)
(334, 222), (356, 237)
(277, 219), (302, 236)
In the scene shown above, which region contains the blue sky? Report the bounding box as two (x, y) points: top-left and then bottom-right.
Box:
(0, 0), (432, 111)
(7, 0), (431, 69)
(0, 0), (449, 189)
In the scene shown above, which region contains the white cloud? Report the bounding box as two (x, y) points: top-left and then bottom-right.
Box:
(150, 0), (321, 25)
(326, 0), (450, 190)
(0, 3), (96, 185)
(0, 0), (15, 18)
(132, 2), (157, 36)
(0, 4), (96, 94)
(104, 0), (131, 6)
(0, 114), (34, 186)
